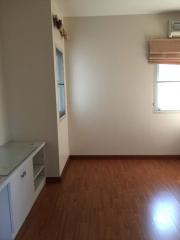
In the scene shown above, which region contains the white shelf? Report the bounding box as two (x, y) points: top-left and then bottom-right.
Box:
(32, 147), (45, 192)
(34, 177), (45, 200)
(34, 173), (45, 191)
(33, 165), (44, 180)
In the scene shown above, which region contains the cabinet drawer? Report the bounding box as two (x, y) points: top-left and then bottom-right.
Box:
(9, 157), (34, 236)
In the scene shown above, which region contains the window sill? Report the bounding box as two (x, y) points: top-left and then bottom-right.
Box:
(153, 109), (180, 113)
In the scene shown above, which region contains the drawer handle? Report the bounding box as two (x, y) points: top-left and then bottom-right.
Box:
(21, 171), (26, 178)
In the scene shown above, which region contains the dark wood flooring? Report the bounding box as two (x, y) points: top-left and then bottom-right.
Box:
(16, 158), (180, 240)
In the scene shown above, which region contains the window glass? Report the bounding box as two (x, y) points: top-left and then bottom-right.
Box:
(158, 64), (180, 82)
(155, 64), (180, 111)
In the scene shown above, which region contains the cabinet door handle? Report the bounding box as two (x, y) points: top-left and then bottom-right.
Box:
(21, 172), (24, 178)
(21, 171), (26, 178)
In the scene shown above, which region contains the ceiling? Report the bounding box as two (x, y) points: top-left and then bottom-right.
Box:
(58, 0), (180, 17)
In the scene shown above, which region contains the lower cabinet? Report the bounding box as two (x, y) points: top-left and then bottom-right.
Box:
(9, 157), (34, 237)
(0, 142), (45, 240)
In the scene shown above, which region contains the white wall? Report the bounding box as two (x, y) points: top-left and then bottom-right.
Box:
(65, 13), (180, 155)
(51, 0), (70, 173)
(0, 37), (9, 145)
(0, 0), (60, 176)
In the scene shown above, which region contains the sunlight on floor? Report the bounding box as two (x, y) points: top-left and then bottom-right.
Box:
(150, 192), (180, 238)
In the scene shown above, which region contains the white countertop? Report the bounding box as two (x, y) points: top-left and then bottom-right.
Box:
(0, 141), (45, 192)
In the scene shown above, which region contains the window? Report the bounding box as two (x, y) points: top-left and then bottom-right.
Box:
(154, 64), (180, 111)
(56, 48), (66, 118)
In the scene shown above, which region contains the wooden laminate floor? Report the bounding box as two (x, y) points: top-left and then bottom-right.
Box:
(16, 158), (180, 240)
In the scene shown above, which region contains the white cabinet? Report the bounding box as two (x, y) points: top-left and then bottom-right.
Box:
(0, 141), (45, 240)
(9, 157), (34, 236)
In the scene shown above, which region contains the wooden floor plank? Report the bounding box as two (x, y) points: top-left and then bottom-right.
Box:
(16, 158), (180, 240)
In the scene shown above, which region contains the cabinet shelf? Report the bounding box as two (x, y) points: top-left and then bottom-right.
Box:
(34, 172), (45, 191)
(32, 147), (45, 192)
(33, 165), (44, 180)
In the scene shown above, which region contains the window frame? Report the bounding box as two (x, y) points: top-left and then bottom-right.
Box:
(153, 64), (180, 113)
(55, 47), (66, 119)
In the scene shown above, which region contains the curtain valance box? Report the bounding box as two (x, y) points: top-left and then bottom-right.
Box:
(149, 39), (180, 64)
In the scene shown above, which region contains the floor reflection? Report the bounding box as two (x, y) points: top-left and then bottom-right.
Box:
(149, 192), (180, 239)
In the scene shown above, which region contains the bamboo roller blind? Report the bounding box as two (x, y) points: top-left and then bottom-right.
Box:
(149, 39), (180, 64)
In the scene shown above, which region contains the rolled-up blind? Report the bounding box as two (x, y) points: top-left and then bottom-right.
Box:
(149, 39), (180, 64)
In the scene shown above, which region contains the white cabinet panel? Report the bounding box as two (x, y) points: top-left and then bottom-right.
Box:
(9, 158), (34, 236)
(0, 185), (12, 240)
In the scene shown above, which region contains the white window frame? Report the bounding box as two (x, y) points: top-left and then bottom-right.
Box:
(55, 47), (66, 119)
(153, 64), (180, 113)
